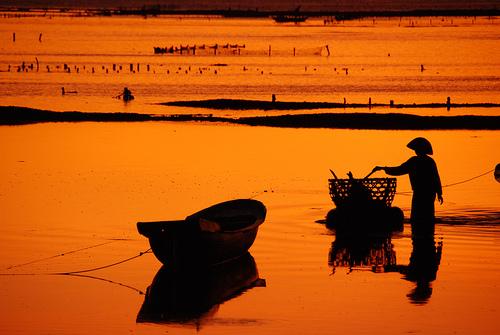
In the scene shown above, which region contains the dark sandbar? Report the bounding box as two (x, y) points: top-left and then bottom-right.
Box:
(234, 113), (500, 130)
(1, 106), (499, 130)
(162, 98), (500, 111)
(0, 106), (153, 125)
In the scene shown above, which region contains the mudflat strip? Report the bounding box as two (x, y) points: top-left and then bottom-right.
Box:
(162, 98), (500, 111)
(1, 106), (499, 130)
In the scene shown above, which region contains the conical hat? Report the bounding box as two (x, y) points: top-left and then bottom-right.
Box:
(407, 137), (433, 155)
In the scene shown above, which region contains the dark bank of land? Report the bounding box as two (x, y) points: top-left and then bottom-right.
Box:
(1, 6), (499, 20)
(0, 106), (153, 125)
(163, 98), (500, 111)
(92, 8), (500, 20)
(1, 106), (500, 130)
(234, 113), (500, 130)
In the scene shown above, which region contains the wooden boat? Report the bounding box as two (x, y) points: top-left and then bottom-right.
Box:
(137, 199), (266, 268)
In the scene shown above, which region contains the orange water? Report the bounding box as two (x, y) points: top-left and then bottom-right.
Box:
(0, 122), (499, 334)
(0, 14), (499, 335)
(0, 15), (499, 116)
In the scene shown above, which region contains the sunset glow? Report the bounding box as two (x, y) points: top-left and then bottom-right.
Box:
(1, 2), (499, 334)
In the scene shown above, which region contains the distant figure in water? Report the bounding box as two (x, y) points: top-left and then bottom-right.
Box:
(118, 87), (134, 102)
(272, 94), (276, 103)
(373, 137), (443, 238)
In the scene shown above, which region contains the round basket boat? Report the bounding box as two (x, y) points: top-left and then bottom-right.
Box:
(328, 177), (397, 208)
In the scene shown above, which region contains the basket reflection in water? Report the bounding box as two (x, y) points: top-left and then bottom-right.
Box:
(329, 234), (397, 274)
(328, 233), (443, 305)
(326, 177), (404, 233)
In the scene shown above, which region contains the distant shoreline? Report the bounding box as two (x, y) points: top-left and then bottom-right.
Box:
(1, 106), (499, 130)
(1, 7), (499, 20)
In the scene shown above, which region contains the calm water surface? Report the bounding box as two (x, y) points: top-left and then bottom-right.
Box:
(0, 123), (499, 334)
(0, 14), (499, 335)
(0, 15), (499, 116)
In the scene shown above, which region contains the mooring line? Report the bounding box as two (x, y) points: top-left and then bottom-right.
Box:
(55, 248), (152, 275)
(4, 241), (117, 270)
(396, 168), (495, 196)
(442, 168), (494, 188)
(0, 271), (146, 295)
(63, 273), (146, 295)
(1, 248), (152, 276)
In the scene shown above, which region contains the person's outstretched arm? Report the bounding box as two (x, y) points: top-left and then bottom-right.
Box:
(372, 160), (411, 176)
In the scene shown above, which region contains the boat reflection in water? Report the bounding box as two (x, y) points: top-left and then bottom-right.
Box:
(137, 252), (265, 326)
(329, 232), (442, 304)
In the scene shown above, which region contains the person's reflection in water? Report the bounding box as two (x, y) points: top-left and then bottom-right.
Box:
(401, 236), (443, 305)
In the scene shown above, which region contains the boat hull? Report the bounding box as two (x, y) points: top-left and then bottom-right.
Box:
(137, 199), (266, 268)
(148, 226), (260, 268)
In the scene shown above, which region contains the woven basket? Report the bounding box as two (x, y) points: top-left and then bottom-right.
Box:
(329, 178), (397, 208)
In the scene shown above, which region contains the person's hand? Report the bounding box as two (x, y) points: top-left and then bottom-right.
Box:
(438, 194), (444, 204)
(372, 166), (384, 173)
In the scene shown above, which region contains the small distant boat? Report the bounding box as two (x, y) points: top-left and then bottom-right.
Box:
(272, 6), (308, 23)
(272, 15), (308, 23)
(137, 199), (266, 268)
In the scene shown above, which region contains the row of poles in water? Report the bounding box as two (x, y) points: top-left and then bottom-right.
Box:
(7, 59), (458, 109)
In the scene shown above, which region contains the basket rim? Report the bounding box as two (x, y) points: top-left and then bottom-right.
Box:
(328, 177), (397, 182)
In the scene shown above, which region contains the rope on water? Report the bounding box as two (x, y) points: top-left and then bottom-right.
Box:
(64, 273), (146, 295)
(55, 248), (152, 275)
(395, 168), (495, 196)
(0, 248), (152, 294)
(0, 248), (152, 276)
(4, 241), (117, 270)
(442, 168), (494, 188)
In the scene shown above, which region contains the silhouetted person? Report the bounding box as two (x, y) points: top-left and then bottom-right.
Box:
(120, 87), (134, 102)
(373, 137), (443, 238)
